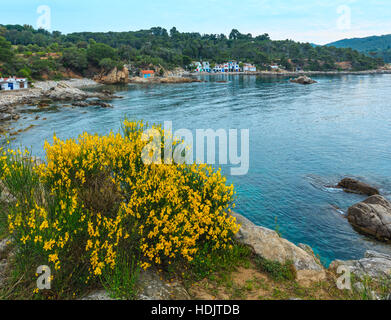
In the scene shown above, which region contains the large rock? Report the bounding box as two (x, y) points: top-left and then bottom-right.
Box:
(232, 213), (324, 272)
(329, 251), (391, 280)
(82, 269), (191, 300)
(290, 76), (317, 85)
(347, 195), (391, 241)
(137, 269), (191, 300)
(338, 178), (379, 196)
(95, 67), (129, 84)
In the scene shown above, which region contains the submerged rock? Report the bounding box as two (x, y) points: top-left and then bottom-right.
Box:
(347, 195), (391, 241)
(337, 178), (379, 196)
(290, 76), (317, 85)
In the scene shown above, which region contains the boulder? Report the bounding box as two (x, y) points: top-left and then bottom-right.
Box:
(337, 178), (379, 196)
(290, 76), (317, 85)
(329, 251), (391, 280)
(82, 269), (191, 300)
(95, 66), (129, 84)
(137, 269), (191, 300)
(347, 195), (391, 241)
(232, 212), (324, 272)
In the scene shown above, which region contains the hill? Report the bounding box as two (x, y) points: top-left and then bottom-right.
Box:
(0, 24), (385, 80)
(327, 34), (391, 63)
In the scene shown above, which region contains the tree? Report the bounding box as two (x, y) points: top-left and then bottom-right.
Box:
(229, 29), (241, 40)
(87, 43), (117, 66)
(99, 58), (117, 72)
(62, 47), (88, 72)
(182, 55), (192, 67)
(0, 36), (14, 63)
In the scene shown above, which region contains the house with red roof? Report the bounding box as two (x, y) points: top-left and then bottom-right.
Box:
(140, 70), (155, 79)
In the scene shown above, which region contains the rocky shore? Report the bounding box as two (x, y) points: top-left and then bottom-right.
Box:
(187, 69), (391, 77)
(129, 76), (202, 84)
(0, 79), (118, 123)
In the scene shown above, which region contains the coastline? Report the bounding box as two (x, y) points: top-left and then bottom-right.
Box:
(0, 79), (108, 123)
(186, 69), (391, 77)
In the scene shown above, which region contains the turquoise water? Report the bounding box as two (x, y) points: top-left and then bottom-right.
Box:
(7, 74), (391, 265)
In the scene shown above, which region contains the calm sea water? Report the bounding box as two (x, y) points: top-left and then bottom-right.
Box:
(6, 74), (391, 265)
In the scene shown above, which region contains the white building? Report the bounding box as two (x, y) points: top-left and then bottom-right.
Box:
(192, 61), (211, 73)
(192, 62), (203, 72)
(243, 63), (257, 72)
(0, 77), (28, 91)
(228, 61), (241, 72)
(212, 64), (223, 73)
(202, 61), (211, 72)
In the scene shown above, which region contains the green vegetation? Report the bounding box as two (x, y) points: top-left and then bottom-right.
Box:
(255, 257), (296, 282)
(0, 120), (239, 300)
(327, 34), (391, 63)
(0, 24), (384, 80)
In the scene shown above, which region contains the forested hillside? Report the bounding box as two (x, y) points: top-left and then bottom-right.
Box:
(0, 24), (384, 80)
(327, 34), (391, 63)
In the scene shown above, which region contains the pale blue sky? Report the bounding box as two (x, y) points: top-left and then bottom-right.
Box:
(0, 0), (390, 44)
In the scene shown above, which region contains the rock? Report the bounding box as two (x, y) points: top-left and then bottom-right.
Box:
(329, 250), (391, 280)
(137, 269), (191, 300)
(0, 181), (16, 203)
(347, 195), (391, 241)
(290, 76), (317, 85)
(353, 282), (365, 293)
(82, 269), (191, 300)
(232, 213), (324, 273)
(0, 238), (11, 258)
(0, 113), (13, 121)
(71, 100), (113, 108)
(72, 102), (90, 107)
(337, 178), (379, 196)
(129, 76), (202, 84)
(82, 290), (114, 300)
(93, 101), (113, 108)
(95, 67), (129, 84)
(0, 259), (7, 287)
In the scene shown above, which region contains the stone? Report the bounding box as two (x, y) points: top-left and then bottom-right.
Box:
(82, 290), (114, 300)
(353, 282), (365, 293)
(337, 178), (379, 196)
(347, 195), (391, 241)
(290, 76), (317, 85)
(137, 269), (191, 300)
(232, 213), (324, 272)
(82, 269), (191, 300)
(95, 66), (130, 84)
(329, 250), (391, 280)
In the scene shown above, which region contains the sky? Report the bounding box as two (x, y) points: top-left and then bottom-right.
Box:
(0, 0), (390, 45)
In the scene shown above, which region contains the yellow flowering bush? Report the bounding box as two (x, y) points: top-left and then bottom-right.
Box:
(1, 120), (239, 296)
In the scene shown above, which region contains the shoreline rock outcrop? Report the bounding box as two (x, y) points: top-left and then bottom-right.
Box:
(290, 76), (317, 85)
(129, 76), (202, 84)
(232, 212), (326, 284)
(94, 67), (130, 84)
(347, 195), (391, 241)
(337, 178), (379, 196)
(0, 79), (118, 124)
(329, 251), (391, 282)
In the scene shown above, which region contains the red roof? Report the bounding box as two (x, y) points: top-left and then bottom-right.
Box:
(141, 70), (155, 74)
